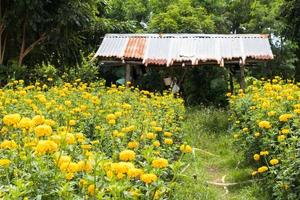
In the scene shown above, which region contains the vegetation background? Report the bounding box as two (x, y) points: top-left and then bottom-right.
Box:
(0, 0), (299, 106)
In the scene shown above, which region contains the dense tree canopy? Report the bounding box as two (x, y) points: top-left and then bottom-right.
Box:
(0, 0), (298, 81)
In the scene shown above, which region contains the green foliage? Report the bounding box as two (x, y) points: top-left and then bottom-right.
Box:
(148, 0), (215, 33)
(33, 63), (59, 83)
(0, 62), (27, 85)
(281, 0), (300, 81)
(64, 54), (99, 83)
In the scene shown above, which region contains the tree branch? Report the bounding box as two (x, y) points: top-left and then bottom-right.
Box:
(22, 33), (47, 58)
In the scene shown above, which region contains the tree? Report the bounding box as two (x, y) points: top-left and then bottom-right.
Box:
(148, 0), (215, 33)
(281, 0), (300, 80)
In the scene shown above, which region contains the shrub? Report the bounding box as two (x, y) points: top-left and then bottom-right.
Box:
(0, 81), (191, 199)
(229, 76), (300, 199)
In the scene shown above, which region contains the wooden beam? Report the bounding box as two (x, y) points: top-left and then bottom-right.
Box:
(125, 64), (131, 86)
(229, 66), (234, 94)
(99, 59), (270, 67)
(239, 64), (246, 92)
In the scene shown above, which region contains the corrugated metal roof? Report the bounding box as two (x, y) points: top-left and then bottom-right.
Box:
(95, 34), (274, 66)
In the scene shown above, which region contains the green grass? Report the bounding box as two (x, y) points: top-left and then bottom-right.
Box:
(171, 107), (269, 200)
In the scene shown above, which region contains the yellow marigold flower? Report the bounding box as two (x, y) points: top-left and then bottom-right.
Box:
(116, 172), (125, 179)
(140, 173), (158, 184)
(180, 144), (192, 153)
(65, 173), (74, 180)
(111, 162), (134, 174)
(0, 139), (17, 149)
(253, 154), (260, 161)
(55, 155), (71, 166)
(279, 114), (293, 122)
(152, 158), (168, 168)
(146, 132), (156, 139)
(278, 135), (286, 141)
(69, 120), (76, 126)
(81, 144), (92, 150)
(267, 111), (276, 117)
(60, 162), (79, 173)
(150, 121), (157, 126)
(77, 160), (93, 172)
(164, 132), (172, 137)
(3, 113), (21, 126)
(258, 121), (271, 129)
(251, 171), (258, 176)
(153, 126), (163, 132)
(114, 111), (122, 118)
(226, 92), (232, 97)
(254, 132), (261, 137)
(106, 170), (114, 178)
(127, 168), (143, 178)
(79, 179), (88, 187)
(260, 151), (269, 156)
(35, 140), (58, 155)
(108, 119), (116, 125)
(153, 140), (160, 147)
(281, 129), (289, 134)
(0, 127), (8, 134)
(242, 127), (249, 132)
(106, 114), (116, 121)
(270, 159), (279, 166)
(64, 100), (72, 107)
(294, 109), (300, 114)
(119, 150), (136, 161)
(88, 184), (95, 196)
(164, 138), (173, 145)
(0, 159), (11, 167)
(257, 166), (268, 173)
(34, 125), (52, 137)
(18, 117), (33, 130)
(91, 140), (99, 145)
(76, 133), (85, 140)
(64, 133), (76, 144)
(32, 115), (45, 126)
(128, 141), (139, 149)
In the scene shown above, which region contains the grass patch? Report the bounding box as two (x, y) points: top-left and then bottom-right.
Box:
(172, 106), (269, 200)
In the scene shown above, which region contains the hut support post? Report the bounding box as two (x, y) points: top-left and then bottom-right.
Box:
(229, 67), (234, 94)
(125, 63), (131, 86)
(239, 64), (246, 92)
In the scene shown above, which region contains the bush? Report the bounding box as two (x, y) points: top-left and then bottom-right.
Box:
(0, 61), (28, 85)
(229, 76), (300, 199)
(64, 54), (99, 83)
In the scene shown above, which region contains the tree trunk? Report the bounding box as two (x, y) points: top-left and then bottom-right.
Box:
(295, 49), (300, 82)
(18, 19), (47, 66)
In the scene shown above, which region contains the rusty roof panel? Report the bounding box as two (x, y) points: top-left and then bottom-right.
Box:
(95, 34), (274, 66)
(124, 37), (146, 59)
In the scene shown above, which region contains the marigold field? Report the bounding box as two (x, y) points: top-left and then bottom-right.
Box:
(229, 77), (300, 199)
(0, 80), (192, 199)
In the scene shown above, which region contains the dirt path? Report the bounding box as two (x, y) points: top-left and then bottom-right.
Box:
(173, 108), (266, 200)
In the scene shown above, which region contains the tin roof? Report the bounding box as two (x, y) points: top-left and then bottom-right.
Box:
(95, 34), (274, 66)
